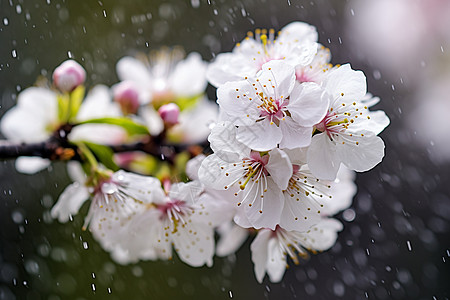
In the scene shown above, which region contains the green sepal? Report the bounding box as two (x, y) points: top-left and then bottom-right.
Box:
(57, 94), (69, 122)
(68, 85), (85, 121)
(77, 117), (150, 136)
(83, 141), (119, 171)
(176, 93), (203, 111)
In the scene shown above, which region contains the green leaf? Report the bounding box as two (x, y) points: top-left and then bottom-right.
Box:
(77, 117), (149, 136)
(83, 141), (119, 171)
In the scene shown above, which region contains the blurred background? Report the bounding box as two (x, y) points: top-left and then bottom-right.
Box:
(1, 0), (450, 299)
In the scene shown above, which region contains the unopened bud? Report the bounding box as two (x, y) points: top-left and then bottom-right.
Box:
(158, 103), (180, 126)
(52, 60), (86, 93)
(113, 81), (140, 115)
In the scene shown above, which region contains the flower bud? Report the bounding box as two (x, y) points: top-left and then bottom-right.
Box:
(113, 81), (140, 115)
(52, 60), (86, 93)
(158, 103), (180, 126)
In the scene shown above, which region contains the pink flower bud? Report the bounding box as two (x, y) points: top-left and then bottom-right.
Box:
(113, 81), (140, 115)
(158, 103), (180, 125)
(52, 60), (86, 92)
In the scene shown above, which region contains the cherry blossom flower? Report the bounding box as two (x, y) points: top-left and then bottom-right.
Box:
(116, 48), (207, 106)
(307, 64), (390, 180)
(51, 167), (160, 231)
(251, 219), (343, 283)
(207, 22), (318, 87)
(217, 60), (328, 151)
(0, 87), (58, 173)
(198, 122), (292, 229)
(108, 180), (232, 267)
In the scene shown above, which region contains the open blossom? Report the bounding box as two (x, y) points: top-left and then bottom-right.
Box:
(116, 48), (207, 105)
(51, 167), (160, 229)
(251, 219), (343, 283)
(109, 181), (232, 267)
(198, 122), (293, 229)
(307, 64), (390, 180)
(218, 60), (328, 151)
(207, 22), (318, 87)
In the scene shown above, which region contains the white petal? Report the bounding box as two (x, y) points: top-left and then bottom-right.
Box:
(217, 80), (260, 125)
(307, 133), (340, 180)
(278, 22), (319, 44)
(288, 82), (328, 126)
(186, 155), (205, 180)
(251, 229), (271, 283)
(265, 148), (292, 190)
(236, 119), (282, 152)
(116, 57), (152, 88)
(320, 167), (356, 216)
(113, 171), (164, 204)
(259, 60), (296, 99)
(173, 97), (218, 143)
(208, 122), (250, 159)
(279, 192), (323, 232)
(1, 106), (51, 142)
(76, 85), (120, 120)
(266, 238), (287, 283)
(67, 161), (86, 183)
(51, 182), (89, 222)
(278, 118), (312, 149)
(172, 223), (215, 267)
(206, 53), (251, 87)
(336, 131), (385, 172)
(168, 181), (203, 205)
(15, 157), (50, 174)
(299, 218), (343, 251)
(244, 178), (284, 230)
(169, 52), (207, 96)
(139, 106), (164, 135)
(69, 124), (127, 145)
(325, 64), (367, 103)
(216, 222), (249, 257)
(282, 147), (308, 164)
(198, 155), (239, 190)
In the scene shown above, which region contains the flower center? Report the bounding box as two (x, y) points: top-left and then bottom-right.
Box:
(257, 92), (289, 125)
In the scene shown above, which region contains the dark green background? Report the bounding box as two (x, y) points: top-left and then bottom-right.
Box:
(1, 0), (449, 299)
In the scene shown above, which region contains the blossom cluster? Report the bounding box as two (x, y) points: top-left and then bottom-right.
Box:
(0, 22), (389, 283)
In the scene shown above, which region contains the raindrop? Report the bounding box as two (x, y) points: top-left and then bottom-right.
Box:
(103, 10), (107, 17)
(190, 0), (200, 8)
(350, 8), (355, 16)
(391, 84), (395, 91)
(67, 51), (73, 58)
(11, 210), (24, 224)
(11, 49), (17, 58)
(338, 37), (342, 44)
(3, 18), (8, 25)
(229, 290), (233, 298)
(333, 281), (345, 297)
(83, 242), (89, 249)
(91, 283), (96, 291)
(241, 8), (246, 17)
(16, 4), (22, 14)
(107, 287), (112, 294)
(213, 9), (218, 15)
(441, 46), (444, 53)
(406, 240), (412, 251)
(342, 208), (356, 222)
(373, 70), (381, 80)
